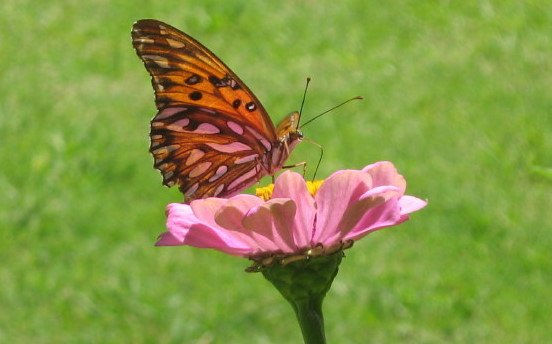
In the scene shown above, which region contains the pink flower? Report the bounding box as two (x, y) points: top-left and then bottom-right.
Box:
(156, 161), (427, 260)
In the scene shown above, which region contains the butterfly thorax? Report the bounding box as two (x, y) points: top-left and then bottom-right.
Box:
(265, 111), (302, 173)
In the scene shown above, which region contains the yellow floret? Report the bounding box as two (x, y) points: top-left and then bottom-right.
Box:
(306, 180), (324, 196)
(255, 184), (274, 201)
(255, 179), (324, 200)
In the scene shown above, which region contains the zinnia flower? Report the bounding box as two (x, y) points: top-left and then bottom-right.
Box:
(156, 161), (426, 343)
(156, 161), (426, 262)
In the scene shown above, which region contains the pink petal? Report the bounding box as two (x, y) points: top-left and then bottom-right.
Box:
(240, 202), (280, 252)
(211, 194), (267, 253)
(344, 195), (427, 241)
(213, 194), (263, 230)
(399, 195), (427, 215)
(242, 198), (298, 253)
(396, 195), (428, 223)
(362, 161), (406, 195)
(190, 197), (228, 228)
(312, 170), (373, 245)
(156, 203), (252, 256)
(344, 197), (402, 241)
(321, 185), (401, 245)
(271, 171), (316, 248)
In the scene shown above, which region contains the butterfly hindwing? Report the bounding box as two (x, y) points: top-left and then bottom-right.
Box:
(150, 106), (270, 199)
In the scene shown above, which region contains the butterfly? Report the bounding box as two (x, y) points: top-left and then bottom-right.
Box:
(131, 19), (303, 201)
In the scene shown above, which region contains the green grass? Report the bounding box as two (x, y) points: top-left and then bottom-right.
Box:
(1, 0), (551, 342)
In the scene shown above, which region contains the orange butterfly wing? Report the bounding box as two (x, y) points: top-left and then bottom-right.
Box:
(132, 19), (278, 200)
(149, 107), (269, 199)
(131, 19), (277, 140)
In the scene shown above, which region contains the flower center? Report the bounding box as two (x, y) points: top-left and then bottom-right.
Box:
(306, 180), (324, 196)
(255, 184), (274, 201)
(255, 180), (324, 201)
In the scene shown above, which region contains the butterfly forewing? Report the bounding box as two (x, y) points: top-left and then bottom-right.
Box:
(131, 19), (277, 140)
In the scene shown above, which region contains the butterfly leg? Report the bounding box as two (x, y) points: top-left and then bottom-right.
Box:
(282, 161), (307, 176)
(281, 138), (308, 175)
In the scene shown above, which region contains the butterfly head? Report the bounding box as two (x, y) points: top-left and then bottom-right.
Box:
(276, 111), (303, 145)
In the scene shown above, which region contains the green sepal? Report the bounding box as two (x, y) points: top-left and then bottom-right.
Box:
(261, 251), (344, 344)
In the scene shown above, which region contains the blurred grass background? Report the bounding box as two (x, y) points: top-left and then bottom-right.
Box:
(1, 0), (551, 342)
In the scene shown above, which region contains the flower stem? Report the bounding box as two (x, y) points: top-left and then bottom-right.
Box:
(261, 251), (343, 344)
(291, 296), (326, 344)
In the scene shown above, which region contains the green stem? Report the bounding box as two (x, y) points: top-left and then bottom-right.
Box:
(292, 297), (326, 344)
(260, 252), (344, 344)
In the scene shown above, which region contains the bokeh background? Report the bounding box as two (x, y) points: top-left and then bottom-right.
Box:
(1, 1), (551, 342)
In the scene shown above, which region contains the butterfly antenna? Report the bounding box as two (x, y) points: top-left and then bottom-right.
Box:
(300, 96), (363, 128)
(302, 137), (324, 180)
(297, 77), (311, 124)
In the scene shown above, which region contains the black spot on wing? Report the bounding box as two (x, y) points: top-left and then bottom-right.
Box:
(208, 74), (241, 90)
(185, 74), (202, 85)
(208, 75), (224, 87)
(189, 91), (202, 100)
(245, 101), (256, 112)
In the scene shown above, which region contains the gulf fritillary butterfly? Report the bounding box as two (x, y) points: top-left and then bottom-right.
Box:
(132, 19), (303, 201)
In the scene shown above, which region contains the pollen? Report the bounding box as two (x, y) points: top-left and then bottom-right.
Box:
(255, 184), (274, 201)
(306, 180), (324, 196)
(255, 179), (324, 201)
